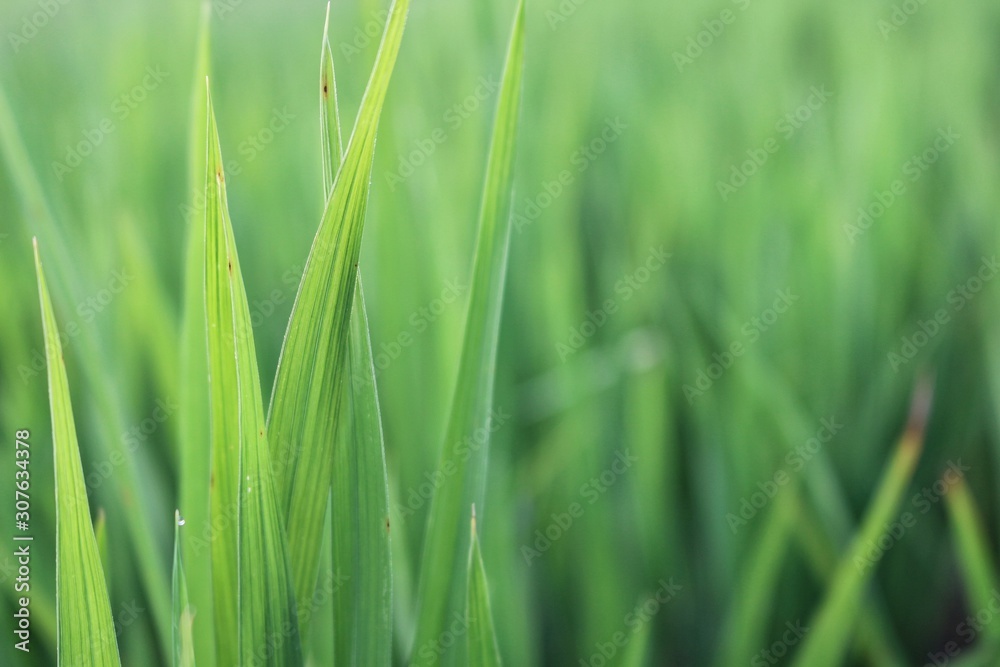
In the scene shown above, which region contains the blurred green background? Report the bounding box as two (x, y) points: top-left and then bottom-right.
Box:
(3, 0), (1000, 665)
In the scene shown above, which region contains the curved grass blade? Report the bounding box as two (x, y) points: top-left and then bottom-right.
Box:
(790, 381), (931, 667)
(410, 3), (525, 664)
(173, 511), (197, 667)
(34, 239), (122, 667)
(265, 0), (409, 621)
(467, 509), (502, 667)
(205, 87), (303, 666)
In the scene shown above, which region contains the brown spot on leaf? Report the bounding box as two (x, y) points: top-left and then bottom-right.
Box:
(385, 517), (390, 533)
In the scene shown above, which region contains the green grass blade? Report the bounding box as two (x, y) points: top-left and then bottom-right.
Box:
(331, 278), (393, 666)
(179, 5), (216, 666)
(713, 497), (793, 667)
(203, 86), (241, 667)
(204, 88), (303, 666)
(320, 0), (343, 202)
(467, 510), (503, 667)
(3, 83), (172, 653)
(34, 239), (122, 667)
(173, 511), (197, 667)
(946, 478), (1000, 643)
(791, 384), (930, 667)
(411, 3), (525, 664)
(94, 508), (110, 588)
(319, 5), (393, 662)
(265, 0), (409, 622)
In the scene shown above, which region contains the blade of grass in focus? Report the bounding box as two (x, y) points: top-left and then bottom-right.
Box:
(203, 84), (240, 667)
(1, 84), (172, 656)
(173, 511), (197, 667)
(467, 509), (503, 667)
(317, 5), (393, 661)
(320, 0), (343, 201)
(410, 3), (525, 664)
(205, 87), (303, 666)
(34, 239), (122, 667)
(791, 380), (931, 667)
(178, 4), (216, 666)
(331, 279), (393, 666)
(265, 0), (409, 625)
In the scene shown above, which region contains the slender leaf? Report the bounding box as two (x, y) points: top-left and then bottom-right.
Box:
(331, 279), (393, 666)
(411, 3), (525, 664)
(316, 4), (394, 662)
(204, 84), (241, 667)
(946, 478), (1000, 644)
(3, 84), (172, 654)
(467, 509), (502, 667)
(791, 382), (930, 667)
(34, 239), (122, 667)
(265, 0), (409, 622)
(320, 0), (343, 202)
(173, 511), (197, 667)
(178, 3), (217, 666)
(205, 88), (302, 666)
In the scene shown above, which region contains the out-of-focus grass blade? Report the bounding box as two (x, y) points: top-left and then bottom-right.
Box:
(946, 478), (1000, 643)
(205, 88), (302, 666)
(265, 0), (409, 621)
(411, 3), (524, 664)
(173, 511), (197, 667)
(34, 239), (122, 667)
(331, 279), (393, 666)
(791, 381), (931, 667)
(713, 496), (793, 667)
(178, 3), (216, 666)
(467, 509), (503, 667)
(620, 618), (651, 667)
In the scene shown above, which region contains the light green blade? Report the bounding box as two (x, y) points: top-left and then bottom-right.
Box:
(410, 2), (525, 664)
(34, 239), (122, 667)
(3, 83), (172, 654)
(178, 4), (216, 666)
(205, 88), (303, 666)
(317, 4), (393, 662)
(331, 278), (393, 666)
(264, 0), (409, 622)
(945, 479), (1000, 644)
(791, 384), (930, 667)
(467, 510), (503, 667)
(320, 0), (344, 202)
(173, 511), (197, 667)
